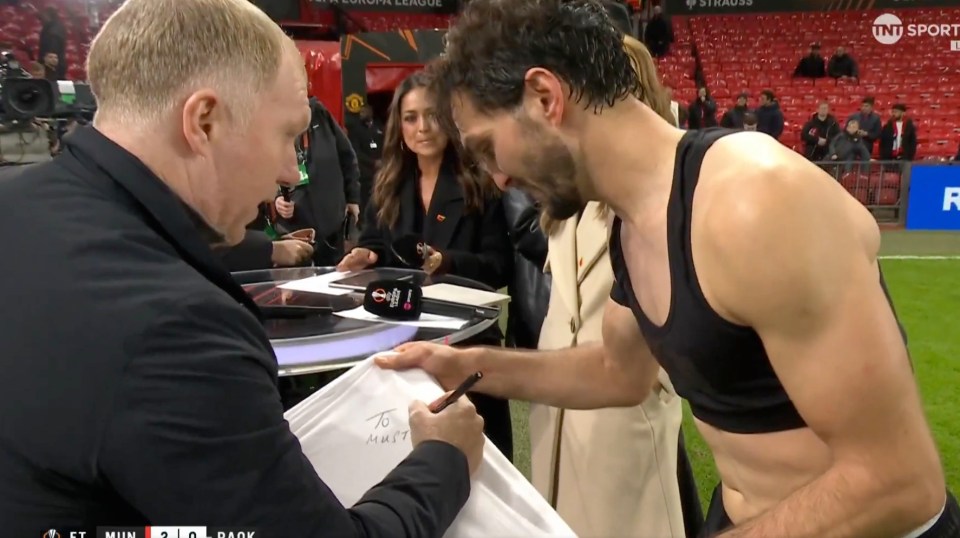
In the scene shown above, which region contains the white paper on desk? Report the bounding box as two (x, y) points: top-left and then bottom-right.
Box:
(279, 272), (353, 296)
(285, 356), (577, 537)
(334, 306), (468, 330)
(422, 283), (512, 307)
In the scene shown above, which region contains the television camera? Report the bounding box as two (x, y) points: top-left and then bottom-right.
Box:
(1, 49), (97, 122)
(0, 49), (96, 163)
(0, 50), (59, 122)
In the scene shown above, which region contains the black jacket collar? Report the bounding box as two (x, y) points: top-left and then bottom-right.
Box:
(397, 154), (464, 249)
(64, 126), (261, 319)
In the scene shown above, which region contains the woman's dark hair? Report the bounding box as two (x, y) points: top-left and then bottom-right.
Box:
(372, 71), (495, 228)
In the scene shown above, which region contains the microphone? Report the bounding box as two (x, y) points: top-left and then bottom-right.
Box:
(362, 280), (500, 322)
(279, 186), (292, 201)
(391, 234), (427, 267)
(363, 279), (423, 321)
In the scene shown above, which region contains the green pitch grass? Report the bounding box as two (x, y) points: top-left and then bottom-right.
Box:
(507, 231), (960, 510)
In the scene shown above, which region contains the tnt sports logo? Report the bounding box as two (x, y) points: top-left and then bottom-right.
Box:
(44, 531), (61, 538)
(685, 0), (696, 8)
(873, 13), (960, 46)
(873, 13), (904, 45)
(370, 288), (388, 303)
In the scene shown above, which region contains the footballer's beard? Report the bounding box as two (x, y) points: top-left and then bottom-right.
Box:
(515, 127), (586, 220)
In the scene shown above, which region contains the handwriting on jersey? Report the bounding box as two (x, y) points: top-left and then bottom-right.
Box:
(365, 409), (411, 445)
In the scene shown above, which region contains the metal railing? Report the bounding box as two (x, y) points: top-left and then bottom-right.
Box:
(814, 160), (910, 223)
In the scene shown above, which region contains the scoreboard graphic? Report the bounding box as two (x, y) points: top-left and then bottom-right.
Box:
(44, 528), (256, 538)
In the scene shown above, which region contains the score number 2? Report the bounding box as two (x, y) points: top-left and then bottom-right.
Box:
(150, 527), (207, 538)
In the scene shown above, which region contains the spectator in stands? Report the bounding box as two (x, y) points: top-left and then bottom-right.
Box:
(687, 86), (717, 129)
(643, 6), (673, 57)
(793, 43), (826, 79)
(28, 61), (45, 79)
(801, 101), (840, 162)
(742, 112), (758, 131)
(828, 119), (872, 173)
(720, 92), (750, 129)
(42, 52), (59, 82)
(37, 7), (67, 80)
(827, 46), (858, 79)
(880, 103), (918, 163)
(754, 89), (784, 139)
(847, 97), (883, 155)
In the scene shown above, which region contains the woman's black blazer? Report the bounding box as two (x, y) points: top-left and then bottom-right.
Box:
(357, 160), (513, 291)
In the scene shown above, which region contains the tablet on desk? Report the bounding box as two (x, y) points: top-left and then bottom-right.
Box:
(328, 269), (415, 291)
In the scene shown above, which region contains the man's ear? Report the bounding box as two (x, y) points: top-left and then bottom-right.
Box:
(181, 89), (223, 154)
(522, 67), (565, 127)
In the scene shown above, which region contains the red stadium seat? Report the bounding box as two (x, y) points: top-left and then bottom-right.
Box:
(690, 7), (960, 161)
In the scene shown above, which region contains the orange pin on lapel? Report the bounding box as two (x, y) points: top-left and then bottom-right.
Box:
(437, 214), (446, 222)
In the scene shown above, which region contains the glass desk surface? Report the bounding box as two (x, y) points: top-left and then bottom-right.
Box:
(232, 267), (500, 376)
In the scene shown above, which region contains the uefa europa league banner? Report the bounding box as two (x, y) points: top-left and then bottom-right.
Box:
(309, 0), (459, 13)
(670, 0), (959, 15)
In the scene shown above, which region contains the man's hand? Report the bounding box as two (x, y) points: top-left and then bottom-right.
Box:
(817, 137), (827, 146)
(345, 203), (360, 220)
(376, 343), (474, 391)
(275, 197), (295, 219)
(409, 398), (485, 476)
(379, 302), (659, 410)
(336, 247), (378, 272)
(271, 239), (313, 267)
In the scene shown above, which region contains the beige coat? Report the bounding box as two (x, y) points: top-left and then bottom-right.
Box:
(530, 203), (686, 537)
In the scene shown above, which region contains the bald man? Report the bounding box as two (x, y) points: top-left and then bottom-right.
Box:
(0, 0), (483, 534)
(377, 0), (959, 537)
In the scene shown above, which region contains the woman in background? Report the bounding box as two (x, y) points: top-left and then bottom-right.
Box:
(526, 35), (701, 538)
(687, 85), (718, 129)
(337, 71), (515, 459)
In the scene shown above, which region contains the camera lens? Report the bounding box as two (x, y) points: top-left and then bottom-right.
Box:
(17, 88), (39, 106)
(2, 79), (55, 118)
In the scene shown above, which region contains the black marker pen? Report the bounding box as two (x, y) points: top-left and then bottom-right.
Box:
(432, 372), (483, 413)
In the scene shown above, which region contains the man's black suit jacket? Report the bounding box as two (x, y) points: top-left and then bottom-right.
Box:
(0, 127), (470, 536)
